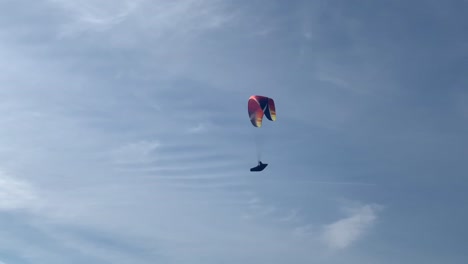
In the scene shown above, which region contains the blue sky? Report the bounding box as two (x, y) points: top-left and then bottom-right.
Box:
(1, 0), (468, 263)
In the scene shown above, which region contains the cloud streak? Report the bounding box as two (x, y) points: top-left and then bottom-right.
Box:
(52, 0), (235, 39)
(322, 204), (382, 250)
(0, 171), (40, 211)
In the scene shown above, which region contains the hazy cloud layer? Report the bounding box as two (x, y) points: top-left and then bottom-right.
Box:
(0, 0), (467, 263)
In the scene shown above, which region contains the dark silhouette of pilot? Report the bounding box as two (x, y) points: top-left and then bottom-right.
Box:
(250, 161), (268, 172)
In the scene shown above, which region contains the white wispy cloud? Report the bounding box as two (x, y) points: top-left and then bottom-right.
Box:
(110, 140), (160, 165)
(186, 121), (216, 134)
(322, 204), (382, 250)
(242, 197), (303, 226)
(49, 0), (143, 35)
(277, 208), (300, 222)
(0, 171), (40, 211)
(293, 224), (315, 237)
(52, 0), (235, 39)
(242, 196), (277, 220)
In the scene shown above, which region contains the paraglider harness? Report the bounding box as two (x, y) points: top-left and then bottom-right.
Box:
(250, 161), (268, 172)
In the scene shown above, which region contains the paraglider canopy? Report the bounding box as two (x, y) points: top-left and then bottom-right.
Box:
(248, 95), (276, 127)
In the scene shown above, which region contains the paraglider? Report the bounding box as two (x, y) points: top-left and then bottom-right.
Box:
(248, 95), (276, 172)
